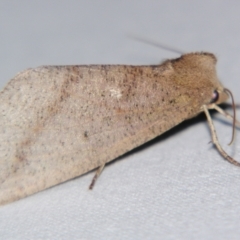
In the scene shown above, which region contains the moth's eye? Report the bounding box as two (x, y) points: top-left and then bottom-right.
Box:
(210, 90), (219, 103)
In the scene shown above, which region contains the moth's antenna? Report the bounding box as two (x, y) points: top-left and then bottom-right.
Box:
(224, 88), (236, 145)
(128, 34), (184, 55)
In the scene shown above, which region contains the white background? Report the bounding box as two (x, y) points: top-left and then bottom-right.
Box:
(1, 1), (240, 239)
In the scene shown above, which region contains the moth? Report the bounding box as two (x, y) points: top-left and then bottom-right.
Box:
(0, 52), (239, 205)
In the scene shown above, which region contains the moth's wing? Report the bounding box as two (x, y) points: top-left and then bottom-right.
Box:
(0, 64), (189, 205)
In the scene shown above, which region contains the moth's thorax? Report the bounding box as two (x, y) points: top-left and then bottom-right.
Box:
(163, 52), (228, 107)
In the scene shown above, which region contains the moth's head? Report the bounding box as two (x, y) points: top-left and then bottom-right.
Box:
(208, 88), (229, 107)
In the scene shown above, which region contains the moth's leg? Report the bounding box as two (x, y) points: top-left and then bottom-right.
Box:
(203, 105), (240, 166)
(214, 105), (240, 127)
(213, 104), (240, 145)
(89, 164), (105, 189)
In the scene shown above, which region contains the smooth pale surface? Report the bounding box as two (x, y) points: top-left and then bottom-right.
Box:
(0, 1), (240, 240)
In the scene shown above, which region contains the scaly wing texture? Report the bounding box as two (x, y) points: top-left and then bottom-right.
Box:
(0, 64), (193, 205)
